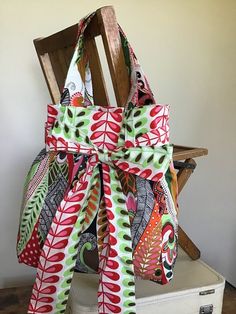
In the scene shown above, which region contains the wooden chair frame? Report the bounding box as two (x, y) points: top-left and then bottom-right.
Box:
(34, 6), (208, 260)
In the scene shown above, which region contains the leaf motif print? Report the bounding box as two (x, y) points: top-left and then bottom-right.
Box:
(83, 176), (101, 232)
(135, 127), (169, 146)
(133, 203), (163, 279)
(91, 109), (123, 150)
(107, 121), (121, 132)
(98, 164), (136, 314)
(22, 151), (49, 207)
(17, 160), (49, 255)
(53, 164), (100, 313)
(97, 197), (108, 256)
(116, 168), (136, 195)
(90, 131), (119, 146)
(116, 169), (137, 223)
(28, 167), (91, 314)
(150, 105), (169, 130)
(39, 153), (71, 241)
(131, 176), (154, 250)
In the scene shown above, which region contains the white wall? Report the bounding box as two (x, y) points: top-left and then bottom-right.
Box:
(0, 0), (235, 288)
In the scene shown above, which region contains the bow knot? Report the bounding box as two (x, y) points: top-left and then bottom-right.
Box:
(88, 144), (173, 182)
(94, 147), (113, 164)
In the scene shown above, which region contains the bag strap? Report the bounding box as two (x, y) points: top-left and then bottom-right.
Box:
(60, 12), (156, 108)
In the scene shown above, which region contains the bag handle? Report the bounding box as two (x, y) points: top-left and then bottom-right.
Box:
(61, 7), (156, 108)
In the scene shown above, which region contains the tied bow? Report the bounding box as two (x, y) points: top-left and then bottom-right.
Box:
(90, 144), (172, 179)
(28, 142), (173, 314)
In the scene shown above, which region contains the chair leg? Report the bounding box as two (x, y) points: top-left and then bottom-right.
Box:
(176, 158), (201, 260)
(178, 226), (201, 260)
(177, 158), (196, 194)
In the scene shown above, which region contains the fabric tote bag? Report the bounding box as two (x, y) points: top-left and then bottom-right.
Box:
(17, 11), (179, 314)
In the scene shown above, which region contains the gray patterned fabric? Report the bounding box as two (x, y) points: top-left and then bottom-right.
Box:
(131, 176), (154, 250)
(75, 233), (98, 273)
(39, 174), (68, 239)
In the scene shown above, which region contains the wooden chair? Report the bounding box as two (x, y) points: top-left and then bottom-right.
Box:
(33, 6), (208, 260)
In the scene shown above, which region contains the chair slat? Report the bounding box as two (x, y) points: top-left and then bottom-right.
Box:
(85, 37), (110, 105)
(97, 7), (130, 107)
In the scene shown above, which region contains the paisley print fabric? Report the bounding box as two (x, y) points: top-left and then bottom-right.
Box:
(17, 11), (179, 314)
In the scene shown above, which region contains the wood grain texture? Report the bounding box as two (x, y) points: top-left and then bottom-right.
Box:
(34, 24), (78, 54)
(173, 145), (208, 161)
(33, 24), (78, 104)
(96, 6), (130, 107)
(34, 48), (61, 103)
(177, 158), (200, 259)
(177, 158), (197, 194)
(178, 226), (201, 260)
(84, 37), (110, 106)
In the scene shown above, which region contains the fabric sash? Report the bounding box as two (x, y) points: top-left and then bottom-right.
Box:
(28, 137), (173, 313)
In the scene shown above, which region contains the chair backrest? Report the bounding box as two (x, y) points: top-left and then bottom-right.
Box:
(34, 6), (130, 107)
